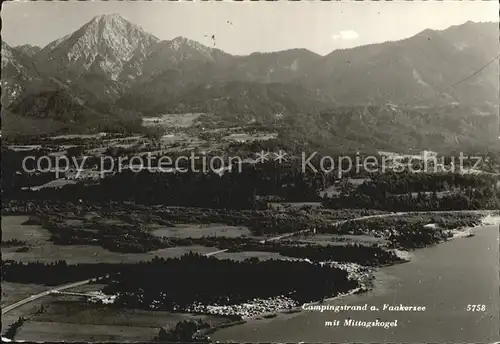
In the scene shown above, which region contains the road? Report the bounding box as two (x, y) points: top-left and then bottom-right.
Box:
(203, 249), (230, 257)
(2, 279), (93, 315)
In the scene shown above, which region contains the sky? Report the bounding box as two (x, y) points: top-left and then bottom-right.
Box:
(1, 1), (498, 56)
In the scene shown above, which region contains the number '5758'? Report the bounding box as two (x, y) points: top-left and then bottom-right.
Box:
(466, 304), (486, 312)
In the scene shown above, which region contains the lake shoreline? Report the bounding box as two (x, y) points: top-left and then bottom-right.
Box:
(194, 258), (409, 341)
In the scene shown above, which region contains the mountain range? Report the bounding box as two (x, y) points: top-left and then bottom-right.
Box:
(1, 14), (499, 151)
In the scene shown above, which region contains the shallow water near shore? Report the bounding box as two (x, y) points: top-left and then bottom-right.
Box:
(212, 223), (500, 342)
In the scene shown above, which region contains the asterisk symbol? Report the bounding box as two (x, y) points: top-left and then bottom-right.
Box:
(273, 150), (288, 164)
(255, 150), (270, 164)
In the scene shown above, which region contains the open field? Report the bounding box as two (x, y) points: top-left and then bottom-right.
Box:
(142, 113), (203, 128)
(1, 282), (48, 308)
(29, 300), (229, 328)
(50, 134), (105, 140)
(1, 216), (51, 244)
(2, 296), (49, 333)
(1, 283), (107, 333)
(2, 214), (298, 265)
(2, 242), (218, 264)
(8, 298), (231, 342)
(2, 215), (226, 264)
(15, 320), (159, 342)
(159, 133), (209, 152)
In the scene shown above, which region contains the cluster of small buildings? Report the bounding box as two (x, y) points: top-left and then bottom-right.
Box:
(50, 290), (116, 304)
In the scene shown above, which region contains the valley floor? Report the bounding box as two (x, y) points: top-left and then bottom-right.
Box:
(2, 204), (497, 342)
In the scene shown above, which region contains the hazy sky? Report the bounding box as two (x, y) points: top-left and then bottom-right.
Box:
(2, 1), (498, 56)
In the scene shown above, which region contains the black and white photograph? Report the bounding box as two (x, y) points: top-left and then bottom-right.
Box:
(1, 1), (499, 342)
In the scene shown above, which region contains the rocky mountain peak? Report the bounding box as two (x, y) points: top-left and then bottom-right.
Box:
(38, 14), (159, 80)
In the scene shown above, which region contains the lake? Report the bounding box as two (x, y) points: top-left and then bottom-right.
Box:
(212, 222), (499, 342)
